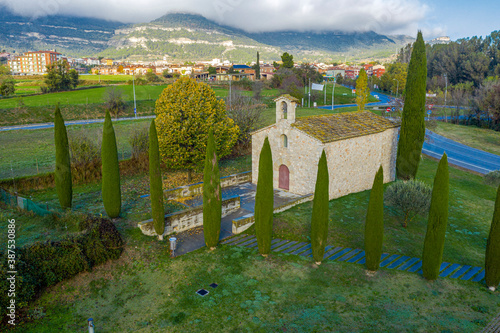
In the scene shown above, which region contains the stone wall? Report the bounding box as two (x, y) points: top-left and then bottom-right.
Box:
(164, 171), (251, 200)
(138, 195), (240, 237)
(252, 124), (399, 200)
(232, 193), (313, 234)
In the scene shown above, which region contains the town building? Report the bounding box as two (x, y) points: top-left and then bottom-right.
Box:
(251, 95), (399, 199)
(8, 51), (61, 74)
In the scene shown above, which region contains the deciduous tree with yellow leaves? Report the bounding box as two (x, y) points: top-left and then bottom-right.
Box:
(155, 77), (239, 181)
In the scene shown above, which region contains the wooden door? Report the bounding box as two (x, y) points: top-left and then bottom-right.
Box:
(279, 164), (289, 190)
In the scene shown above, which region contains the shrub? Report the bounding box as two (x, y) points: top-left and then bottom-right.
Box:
(385, 179), (432, 227)
(69, 132), (101, 167)
(0, 215), (123, 319)
(484, 170), (500, 187)
(233, 78), (253, 91)
(129, 127), (149, 160)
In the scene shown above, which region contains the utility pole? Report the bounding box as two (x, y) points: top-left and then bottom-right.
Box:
(393, 78), (399, 99)
(133, 73), (137, 118)
(444, 73), (448, 123)
(308, 78), (311, 108)
(331, 80), (336, 110)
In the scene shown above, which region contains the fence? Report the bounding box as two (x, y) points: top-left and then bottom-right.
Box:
(0, 187), (57, 217)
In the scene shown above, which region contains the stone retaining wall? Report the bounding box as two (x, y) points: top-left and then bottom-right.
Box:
(164, 171), (251, 200)
(232, 193), (313, 234)
(138, 195), (240, 237)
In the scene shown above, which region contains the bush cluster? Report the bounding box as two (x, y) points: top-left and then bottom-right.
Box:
(0, 215), (123, 318)
(484, 170), (500, 187)
(385, 180), (432, 227)
(129, 127), (149, 160)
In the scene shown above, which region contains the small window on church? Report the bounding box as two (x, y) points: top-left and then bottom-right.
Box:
(281, 134), (288, 148)
(281, 101), (287, 119)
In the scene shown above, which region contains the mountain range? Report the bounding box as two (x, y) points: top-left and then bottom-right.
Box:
(0, 9), (415, 62)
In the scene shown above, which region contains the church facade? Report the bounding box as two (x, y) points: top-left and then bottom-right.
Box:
(251, 95), (400, 200)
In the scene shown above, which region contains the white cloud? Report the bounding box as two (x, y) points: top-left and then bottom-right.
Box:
(0, 0), (428, 35)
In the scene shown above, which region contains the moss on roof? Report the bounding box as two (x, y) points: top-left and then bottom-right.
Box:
(273, 94), (300, 103)
(292, 111), (400, 143)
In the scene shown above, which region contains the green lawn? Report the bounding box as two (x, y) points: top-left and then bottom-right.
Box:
(0, 119), (152, 180)
(80, 74), (134, 82)
(251, 157), (494, 268)
(433, 121), (500, 156)
(5, 232), (498, 332)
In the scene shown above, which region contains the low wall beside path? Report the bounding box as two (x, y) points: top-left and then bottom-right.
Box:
(163, 171), (252, 200)
(232, 193), (313, 234)
(138, 195), (240, 237)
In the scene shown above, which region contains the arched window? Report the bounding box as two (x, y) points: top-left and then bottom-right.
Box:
(281, 134), (288, 148)
(281, 101), (287, 119)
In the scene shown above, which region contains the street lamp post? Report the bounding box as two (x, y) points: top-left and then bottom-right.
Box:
(393, 78), (399, 99)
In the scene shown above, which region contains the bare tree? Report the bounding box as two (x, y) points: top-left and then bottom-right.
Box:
(226, 90), (266, 148)
(104, 87), (126, 119)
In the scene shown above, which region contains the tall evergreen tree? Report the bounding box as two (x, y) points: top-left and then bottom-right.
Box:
(422, 154), (449, 280)
(255, 137), (274, 256)
(149, 119), (164, 239)
(311, 150), (329, 264)
(203, 129), (222, 249)
(485, 184), (500, 290)
(355, 69), (369, 111)
(396, 31), (427, 180)
(54, 104), (72, 209)
(364, 166), (384, 272)
(101, 110), (121, 218)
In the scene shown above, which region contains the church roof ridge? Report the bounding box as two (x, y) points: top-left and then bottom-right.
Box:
(291, 111), (400, 144)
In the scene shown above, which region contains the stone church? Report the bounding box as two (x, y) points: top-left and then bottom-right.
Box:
(251, 95), (400, 200)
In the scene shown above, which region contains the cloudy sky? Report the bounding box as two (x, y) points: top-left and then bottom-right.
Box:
(0, 0), (498, 39)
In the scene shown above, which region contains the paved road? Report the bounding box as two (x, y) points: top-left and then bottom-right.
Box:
(423, 130), (500, 174)
(318, 90), (392, 110)
(0, 115), (155, 132)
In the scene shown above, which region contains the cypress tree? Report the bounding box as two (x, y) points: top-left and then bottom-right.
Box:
(396, 31), (427, 180)
(422, 154), (449, 280)
(101, 110), (121, 218)
(203, 129), (222, 249)
(255, 137), (274, 256)
(54, 104), (72, 209)
(485, 184), (500, 290)
(311, 150), (329, 264)
(149, 119), (164, 239)
(364, 166), (384, 272)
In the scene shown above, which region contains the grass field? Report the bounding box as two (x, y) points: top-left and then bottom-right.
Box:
(0, 119), (152, 179)
(433, 121), (500, 156)
(4, 217), (498, 332)
(79, 74), (134, 82)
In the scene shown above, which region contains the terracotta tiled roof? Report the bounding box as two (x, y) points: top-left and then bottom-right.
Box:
(292, 111), (400, 143)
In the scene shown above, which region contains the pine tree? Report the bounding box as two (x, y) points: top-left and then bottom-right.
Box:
(311, 150), (329, 264)
(255, 137), (274, 256)
(149, 119), (164, 239)
(422, 154), (449, 280)
(54, 104), (72, 209)
(203, 129), (222, 249)
(364, 166), (384, 272)
(485, 184), (500, 290)
(101, 110), (121, 218)
(396, 31), (427, 180)
(355, 69), (369, 111)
